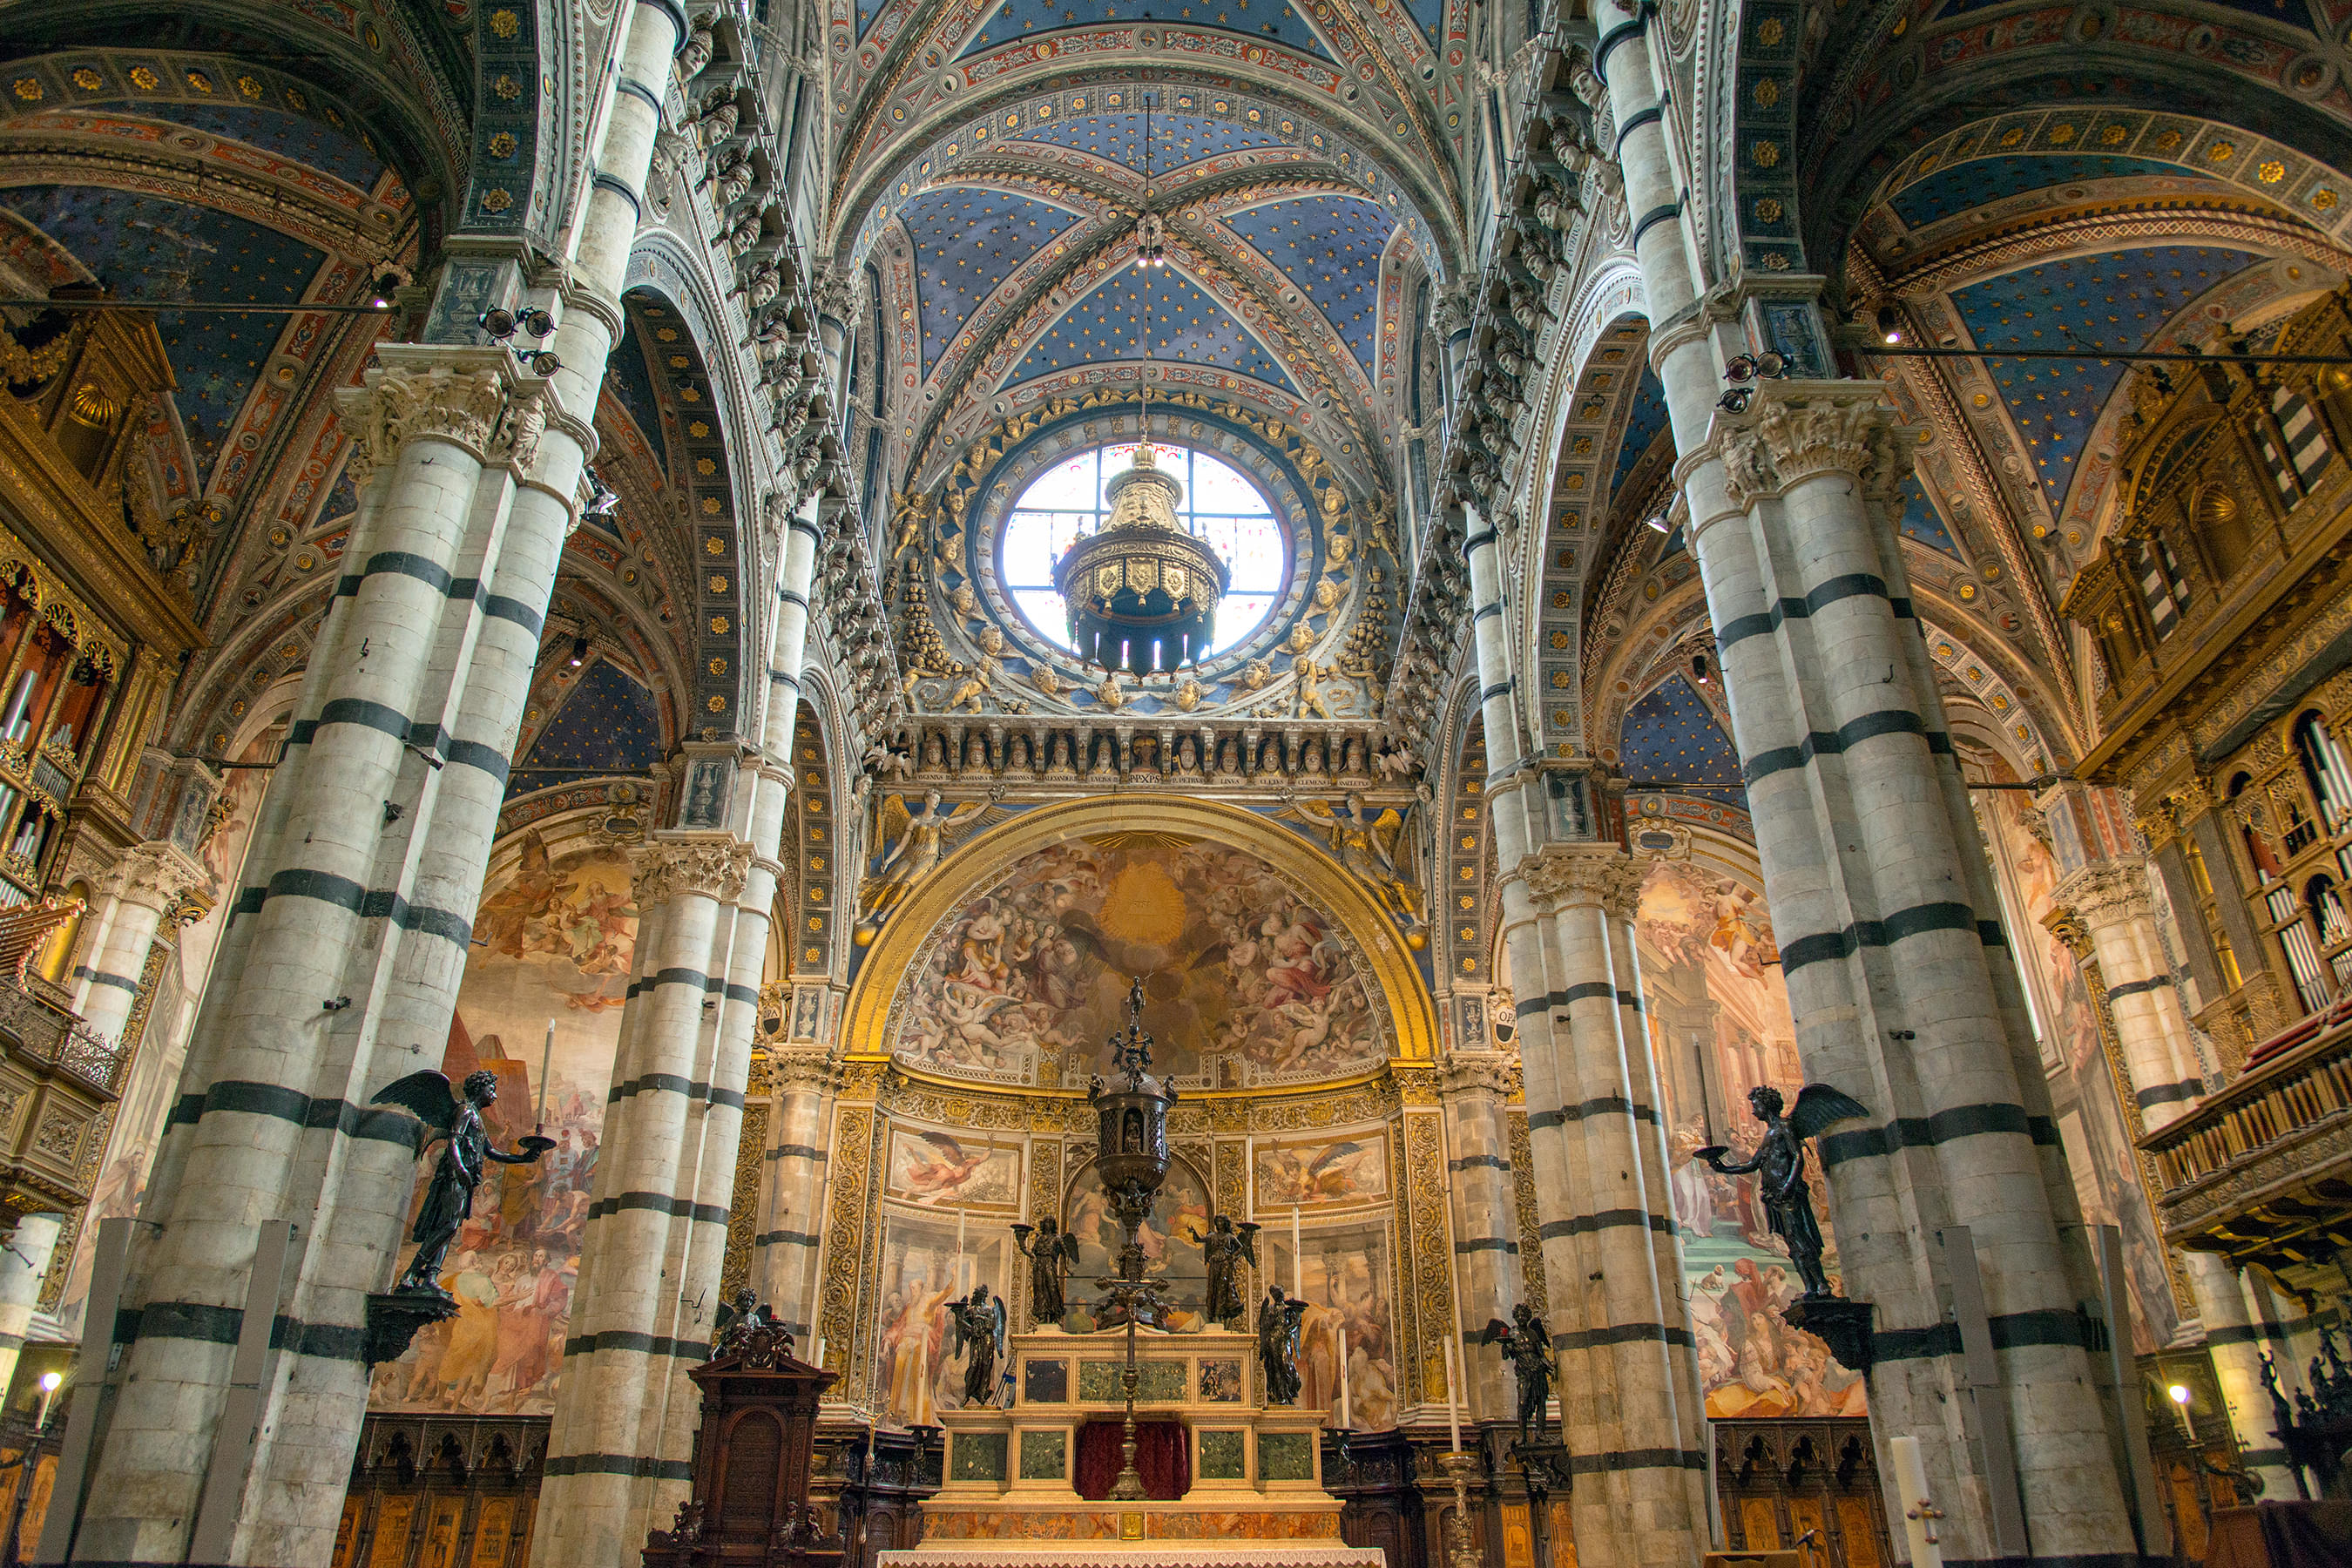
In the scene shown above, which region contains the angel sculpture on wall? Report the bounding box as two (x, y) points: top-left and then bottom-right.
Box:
(1200, 1213), (1260, 1328)
(950, 1282), (1008, 1407)
(1695, 1083), (1869, 1299)
(855, 789), (1012, 936)
(1278, 792), (1423, 933)
(1010, 1217), (1081, 1327)
(1479, 1303), (1558, 1448)
(371, 1069), (552, 1294)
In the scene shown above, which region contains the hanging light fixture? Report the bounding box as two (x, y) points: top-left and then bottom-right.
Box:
(1052, 97), (1229, 679)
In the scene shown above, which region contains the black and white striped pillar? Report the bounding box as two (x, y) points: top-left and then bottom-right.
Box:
(1438, 1050), (1522, 1421)
(754, 1046), (835, 1342)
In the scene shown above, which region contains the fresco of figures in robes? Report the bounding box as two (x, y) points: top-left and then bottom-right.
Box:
(889, 838), (1388, 1089)
(871, 1209), (1014, 1428)
(1979, 793), (2182, 1351)
(1634, 860), (1868, 1418)
(1257, 1217), (1401, 1431)
(1060, 1156), (1213, 1331)
(367, 835), (639, 1415)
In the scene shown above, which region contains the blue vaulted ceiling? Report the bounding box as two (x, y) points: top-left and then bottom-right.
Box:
(1950, 245), (2260, 507)
(1887, 154), (2212, 227)
(961, 0), (1332, 57)
(1936, 0), (2310, 24)
(0, 186), (322, 479)
(905, 188), (1079, 375)
(105, 100), (385, 190)
(604, 321), (668, 474)
(1896, 473), (1959, 557)
(1008, 267), (1294, 389)
(512, 661), (664, 797)
(1010, 112), (1291, 173)
(1225, 195), (1392, 374)
(1621, 674), (1742, 804)
(1614, 368), (1671, 494)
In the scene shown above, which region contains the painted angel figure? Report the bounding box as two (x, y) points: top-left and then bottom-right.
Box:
(371, 1069), (553, 1294)
(1281, 792), (1423, 930)
(1695, 1084), (1869, 1299)
(855, 789), (1010, 936)
(950, 1282), (1008, 1407)
(1480, 1302), (1558, 1447)
(1011, 1217), (1081, 1327)
(1200, 1214), (1260, 1328)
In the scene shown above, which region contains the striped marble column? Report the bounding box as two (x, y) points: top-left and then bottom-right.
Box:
(536, 500), (828, 1568)
(754, 1045), (835, 1342)
(2047, 843), (2291, 1492)
(1457, 494), (1708, 1566)
(1438, 1050), (1522, 1422)
(71, 843), (203, 1045)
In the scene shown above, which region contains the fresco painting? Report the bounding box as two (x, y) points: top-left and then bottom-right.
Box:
(1264, 1219), (1400, 1430)
(1252, 1133), (1389, 1208)
(885, 1128), (1024, 1207)
(1981, 794), (2181, 1351)
(1062, 1155), (1212, 1331)
(367, 837), (639, 1414)
(872, 1207), (1013, 1428)
(1634, 860), (1868, 1418)
(891, 838), (1387, 1088)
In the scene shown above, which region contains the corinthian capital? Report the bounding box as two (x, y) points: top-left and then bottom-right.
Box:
(769, 1046), (838, 1092)
(333, 345), (537, 490)
(631, 835), (754, 905)
(2051, 858), (2156, 936)
(1514, 843), (1646, 916)
(105, 841), (207, 912)
(1440, 1050), (1518, 1099)
(1720, 382), (1909, 502)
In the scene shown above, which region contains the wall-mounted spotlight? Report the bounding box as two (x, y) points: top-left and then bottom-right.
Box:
(584, 482), (620, 519)
(1717, 387), (1754, 414)
(477, 308), (518, 340)
(518, 308), (557, 338)
(1723, 349), (1793, 382)
(1691, 652), (1712, 686)
(525, 350), (562, 375)
(1876, 304), (1904, 345)
(1645, 511), (1673, 535)
(368, 262), (409, 310)
(570, 634), (590, 667)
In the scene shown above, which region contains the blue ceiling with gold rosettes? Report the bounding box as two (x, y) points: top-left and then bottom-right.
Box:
(512, 660), (663, 796)
(1008, 267), (1294, 389)
(1950, 246), (2260, 506)
(1936, 0), (2309, 24)
(604, 321), (668, 474)
(0, 186), (322, 480)
(1614, 367), (1670, 495)
(1896, 474), (1960, 557)
(960, 0), (1331, 57)
(905, 188), (1080, 375)
(1887, 154), (2212, 227)
(1010, 112), (1291, 173)
(1621, 673), (1743, 804)
(1225, 195), (1392, 374)
(104, 100), (386, 191)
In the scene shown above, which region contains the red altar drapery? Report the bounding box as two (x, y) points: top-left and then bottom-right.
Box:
(1073, 1420), (1190, 1501)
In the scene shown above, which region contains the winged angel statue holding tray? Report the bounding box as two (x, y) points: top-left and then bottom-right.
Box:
(373, 1068), (554, 1294)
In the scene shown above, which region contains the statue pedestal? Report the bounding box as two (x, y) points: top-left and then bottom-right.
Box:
(885, 1328), (1366, 1563)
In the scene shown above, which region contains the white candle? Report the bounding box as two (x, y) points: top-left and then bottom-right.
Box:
(814, 1335), (827, 1370)
(1337, 1327), (1352, 1430)
(1888, 1436), (1943, 1568)
(536, 1018), (556, 1127)
(1443, 1339), (1463, 1452)
(1291, 1207), (1302, 1297)
(956, 1210), (969, 1291)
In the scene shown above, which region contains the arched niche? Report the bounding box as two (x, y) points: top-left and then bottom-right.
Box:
(842, 795), (1436, 1091)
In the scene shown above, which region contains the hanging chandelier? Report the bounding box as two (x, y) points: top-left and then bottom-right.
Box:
(1052, 98), (1229, 679)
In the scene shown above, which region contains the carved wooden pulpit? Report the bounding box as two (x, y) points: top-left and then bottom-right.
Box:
(641, 1325), (843, 1568)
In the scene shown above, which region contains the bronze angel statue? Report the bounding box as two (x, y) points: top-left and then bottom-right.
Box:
(1276, 792), (1423, 931)
(1010, 1218), (1081, 1327)
(949, 1282), (1008, 1407)
(855, 789), (1013, 937)
(1257, 1286), (1310, 1405)
(1479, 1303), (1558, 1447)
(1199, 1214), (1260, 1328)
(371, 1069), (552, 1294)
(1695, 1083), (1869, 1299)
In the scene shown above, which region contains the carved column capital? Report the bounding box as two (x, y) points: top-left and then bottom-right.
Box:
(630, 834), (754, 905)
(1439, 1050), (1519, 1099)
(2051, 858), (2157, 936)
(1511, 843), (1646, 917)
(769, 1046), (838, 1093)
(1715, 382), (1911, 507)
(104, 841), (207, 913)
(810, 266), (861, 323)
(333, 345), (549, 490)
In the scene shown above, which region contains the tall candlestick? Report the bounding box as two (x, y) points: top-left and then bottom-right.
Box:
(1888, 1436), (1943, 1568)
(956, 1208), (968, 1292)
(1337, 1326), (1352, 1430)
(1443, 1338), (1463, 1451)
(1291, 1206), (1302, 1297)
(536, 1018), (555, 1128)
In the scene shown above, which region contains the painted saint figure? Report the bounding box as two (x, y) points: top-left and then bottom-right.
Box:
(950, 1282), (1007, 1407)
(1200, 1214), (1260, 1328)
(372, 1069), (552, 1294)
(1258, 1286), (1308, 1405)
(1010, 1218), (1080, 1327)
